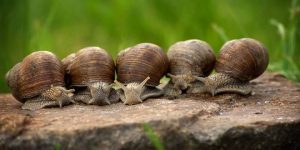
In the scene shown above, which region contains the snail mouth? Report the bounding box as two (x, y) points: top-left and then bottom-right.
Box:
(174, 83), (188, 92)
(124, 89), (143, 104)
(41, 86), (75, 108)
(88, 94), (111, 105)
(114, 77), (150, 105)
(58, 90), (76, 107)
(87, 82), (112, 105)
(115, 85), (143, 105)
(181, 88), (188, 93)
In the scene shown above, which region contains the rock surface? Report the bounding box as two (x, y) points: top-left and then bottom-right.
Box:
(0, 72), (300, 150)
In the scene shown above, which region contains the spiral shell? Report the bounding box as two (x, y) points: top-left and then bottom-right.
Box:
(67, 47), (115, 86)
(167, 39), (216, 77)
(215, 38), (269, 81)
(116, 43), (168, 86)
(5, 63), (21, 100)
(62, 53), (76, 87)
(62, 53), (76, 72)
(6, 51), (65, 103)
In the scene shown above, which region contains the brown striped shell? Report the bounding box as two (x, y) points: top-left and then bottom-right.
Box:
(215, 38), (269, 81)
(62, 53), (76, 71)
(66, 47), (115, 86)
(116, 43), (168, 86)
(167, 39), (216, 77)
(5, 51), (65, 103)
(5, 63), (21, 100)
(62, 53), (76, 87)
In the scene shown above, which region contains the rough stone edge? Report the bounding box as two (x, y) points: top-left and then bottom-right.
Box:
(190, 121), (300, 150)
(1, 108), (207, 150)
(2, 112), (300, 150)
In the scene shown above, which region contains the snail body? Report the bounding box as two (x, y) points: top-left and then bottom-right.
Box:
(197, 38), (269, 96)
(115, 43), (168, 105)
(63, 47), (119, 105)
(6, 51), (75, 110)
(165, 39), (216, 96)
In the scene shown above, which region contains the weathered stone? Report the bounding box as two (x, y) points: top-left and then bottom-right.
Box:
(0, 72), (299, 150)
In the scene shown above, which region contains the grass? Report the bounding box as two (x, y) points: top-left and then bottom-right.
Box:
(51, 124), (163, 150)
(0, 0), (299, 92)
(269, 0), (300, 81)
(143, 123), (165, 150)
(54, 144), (61, 150)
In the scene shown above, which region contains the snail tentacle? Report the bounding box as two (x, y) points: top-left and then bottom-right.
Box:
(21, 86), (75, 110)
(5, 51), (72, 110)
(38, 86), (75, 109)
(116, 43), (168, 104)
(209, 38), (268, 96)
(166, 40), (216, 96)
(64, 47), (116, 106)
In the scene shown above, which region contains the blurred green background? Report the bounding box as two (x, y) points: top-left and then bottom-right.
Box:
(0, 0), (299, 92)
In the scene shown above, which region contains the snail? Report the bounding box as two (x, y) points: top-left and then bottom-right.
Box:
(197, 38), (269, 96)
(115, 43), (168, 105)
(63, 47), (119, 105)
(61, 53), (75, 87)
(165, 39), (216, 96)
(5, 51), (75, 110)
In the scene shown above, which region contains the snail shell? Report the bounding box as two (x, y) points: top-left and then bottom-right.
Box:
(165, 39), (216, 95)
(115, 43), (168, 105)
(68, 47), (115, 86)
(64, 47), (118, 105)
(116, 43), (168, 86)
(5, 63), (21, 100)
(5, 51), (74, 110)
(168, 39), (215, 77)
(216, 38), (269, 81)
(62, 53), (76, 72)
(61, 53), (76, 87)
(198, 38), (269, 96)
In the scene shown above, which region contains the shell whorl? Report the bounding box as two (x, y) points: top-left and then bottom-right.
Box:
(62, 53), (76, 72)
(167, 39), (216, 77)
(61, 53), (76, 87)
(116, 43), (168, 86)
(6, 63), (21, 100)
(6, 51), (65, 102)
(67, 47), (115, 86)
(215, 38), (269, 82)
